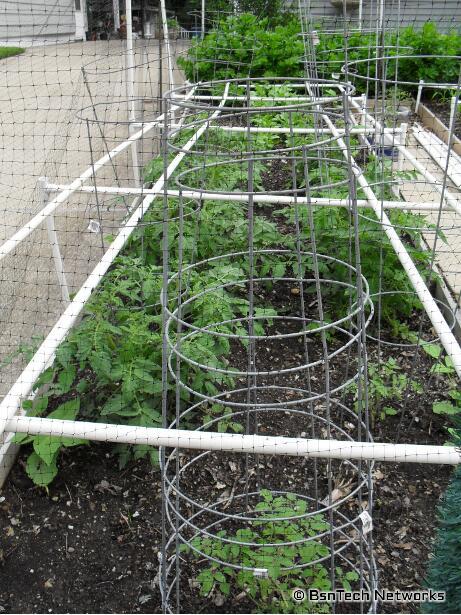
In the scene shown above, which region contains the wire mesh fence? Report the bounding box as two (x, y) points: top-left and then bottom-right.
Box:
(0, 0), (461, 613)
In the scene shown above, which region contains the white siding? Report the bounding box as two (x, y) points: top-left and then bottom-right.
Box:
(293, 0), (461, 32)
(0, 0), (76, 43)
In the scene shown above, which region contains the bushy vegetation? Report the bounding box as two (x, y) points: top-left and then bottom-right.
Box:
(317, 23), (461, 94)
(9, 9), (461, 614)
(183, 490), (358, 614)
(178, 14), (304, 80)
(14, 97), (441, 487)
(13, 193), (288, 486)
(181, 14), (461, 95)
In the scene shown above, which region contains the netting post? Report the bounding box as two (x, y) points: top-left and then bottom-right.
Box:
(393, 121), (408, 198)
(415, 79), (424, 113)
(38, 177), (70, 304)
(125, 0), (141, 186)
(449, 95), (460, 135)
(159, 0), (174, 90)
(201, 0), (205, 39)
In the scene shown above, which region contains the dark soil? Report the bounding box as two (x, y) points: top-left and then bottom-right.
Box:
(423, 98), (461, 140)
(0, 331), (453, 614)
(0, 447), (163, 614)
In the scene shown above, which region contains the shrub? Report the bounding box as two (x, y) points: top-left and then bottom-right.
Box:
(178, 13), (304, 81)
(422, 425), (461, 613)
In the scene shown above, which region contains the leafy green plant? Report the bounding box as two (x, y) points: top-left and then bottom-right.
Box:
(350, 358), (421, 426)
(184, 490), (358, 613)
(13, 398), (87, 487)
(202, 404), (244, 433)
(178, 14), (304, 82)
(16, 195), (285, 486)
(418, 342), (461, 418)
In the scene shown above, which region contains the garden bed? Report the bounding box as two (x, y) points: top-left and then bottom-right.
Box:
(423, 99), (461, 141)
(0, 360), (452, 614)
(1, 31), (460, 612)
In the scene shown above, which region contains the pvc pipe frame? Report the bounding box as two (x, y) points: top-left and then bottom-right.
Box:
(38, 177), (70, 303)
(349, 97), (461, 217)
(170, 124), (402, 135)
(186, 95), (336, 103)
(0, 84), (230, 437)
(44, 182), (455, 212)
(412, 125), (461, 189)
(4, 416), (461, 465)
(1, 86), (461, 464)
(0, 88), (197, 264)
(345, 96), (461, 378)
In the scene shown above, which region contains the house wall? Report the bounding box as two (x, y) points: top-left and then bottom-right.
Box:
(0, 0), (77, 44)
(293, 0), (461, 32)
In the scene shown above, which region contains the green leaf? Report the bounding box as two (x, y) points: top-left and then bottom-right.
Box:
(55, 365), (76, 394)
(149, 448), (160, 466)
(33, 434), (62, 465)
(433, 401), (461, 415)
(12, 432), (34, 445)
(33, 366), (54, 391)
(101, 394), (135, 417)
(382, 406), (398, 416)
(26, 451), (58, 487)
(33, 398), (83, 464)
(48, 398), (80, 421)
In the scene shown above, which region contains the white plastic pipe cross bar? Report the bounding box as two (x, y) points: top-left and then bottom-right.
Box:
(5, 416), (461, 465)
(43, 183), (455, 212)
(170, 124), (402, 135)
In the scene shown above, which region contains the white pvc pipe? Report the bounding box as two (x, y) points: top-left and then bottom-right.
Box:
(43, 183), (456, 212)
(349, 97), (461, 216)
(5, 416), (461, 465)
(38, 178), (70, 303)
(169, 124), (401, 135)
(188, 95), (334, 103)
(160, 0), (174, 90)
(412, 125), (461, 189)
(449, 96), (459, 135)
(201, 0), (205, 39)
(415, 79), (424, 114)
(125, 0), (140, 185)
(0, 84), (230, 437)
(0, 89), (196, 263)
